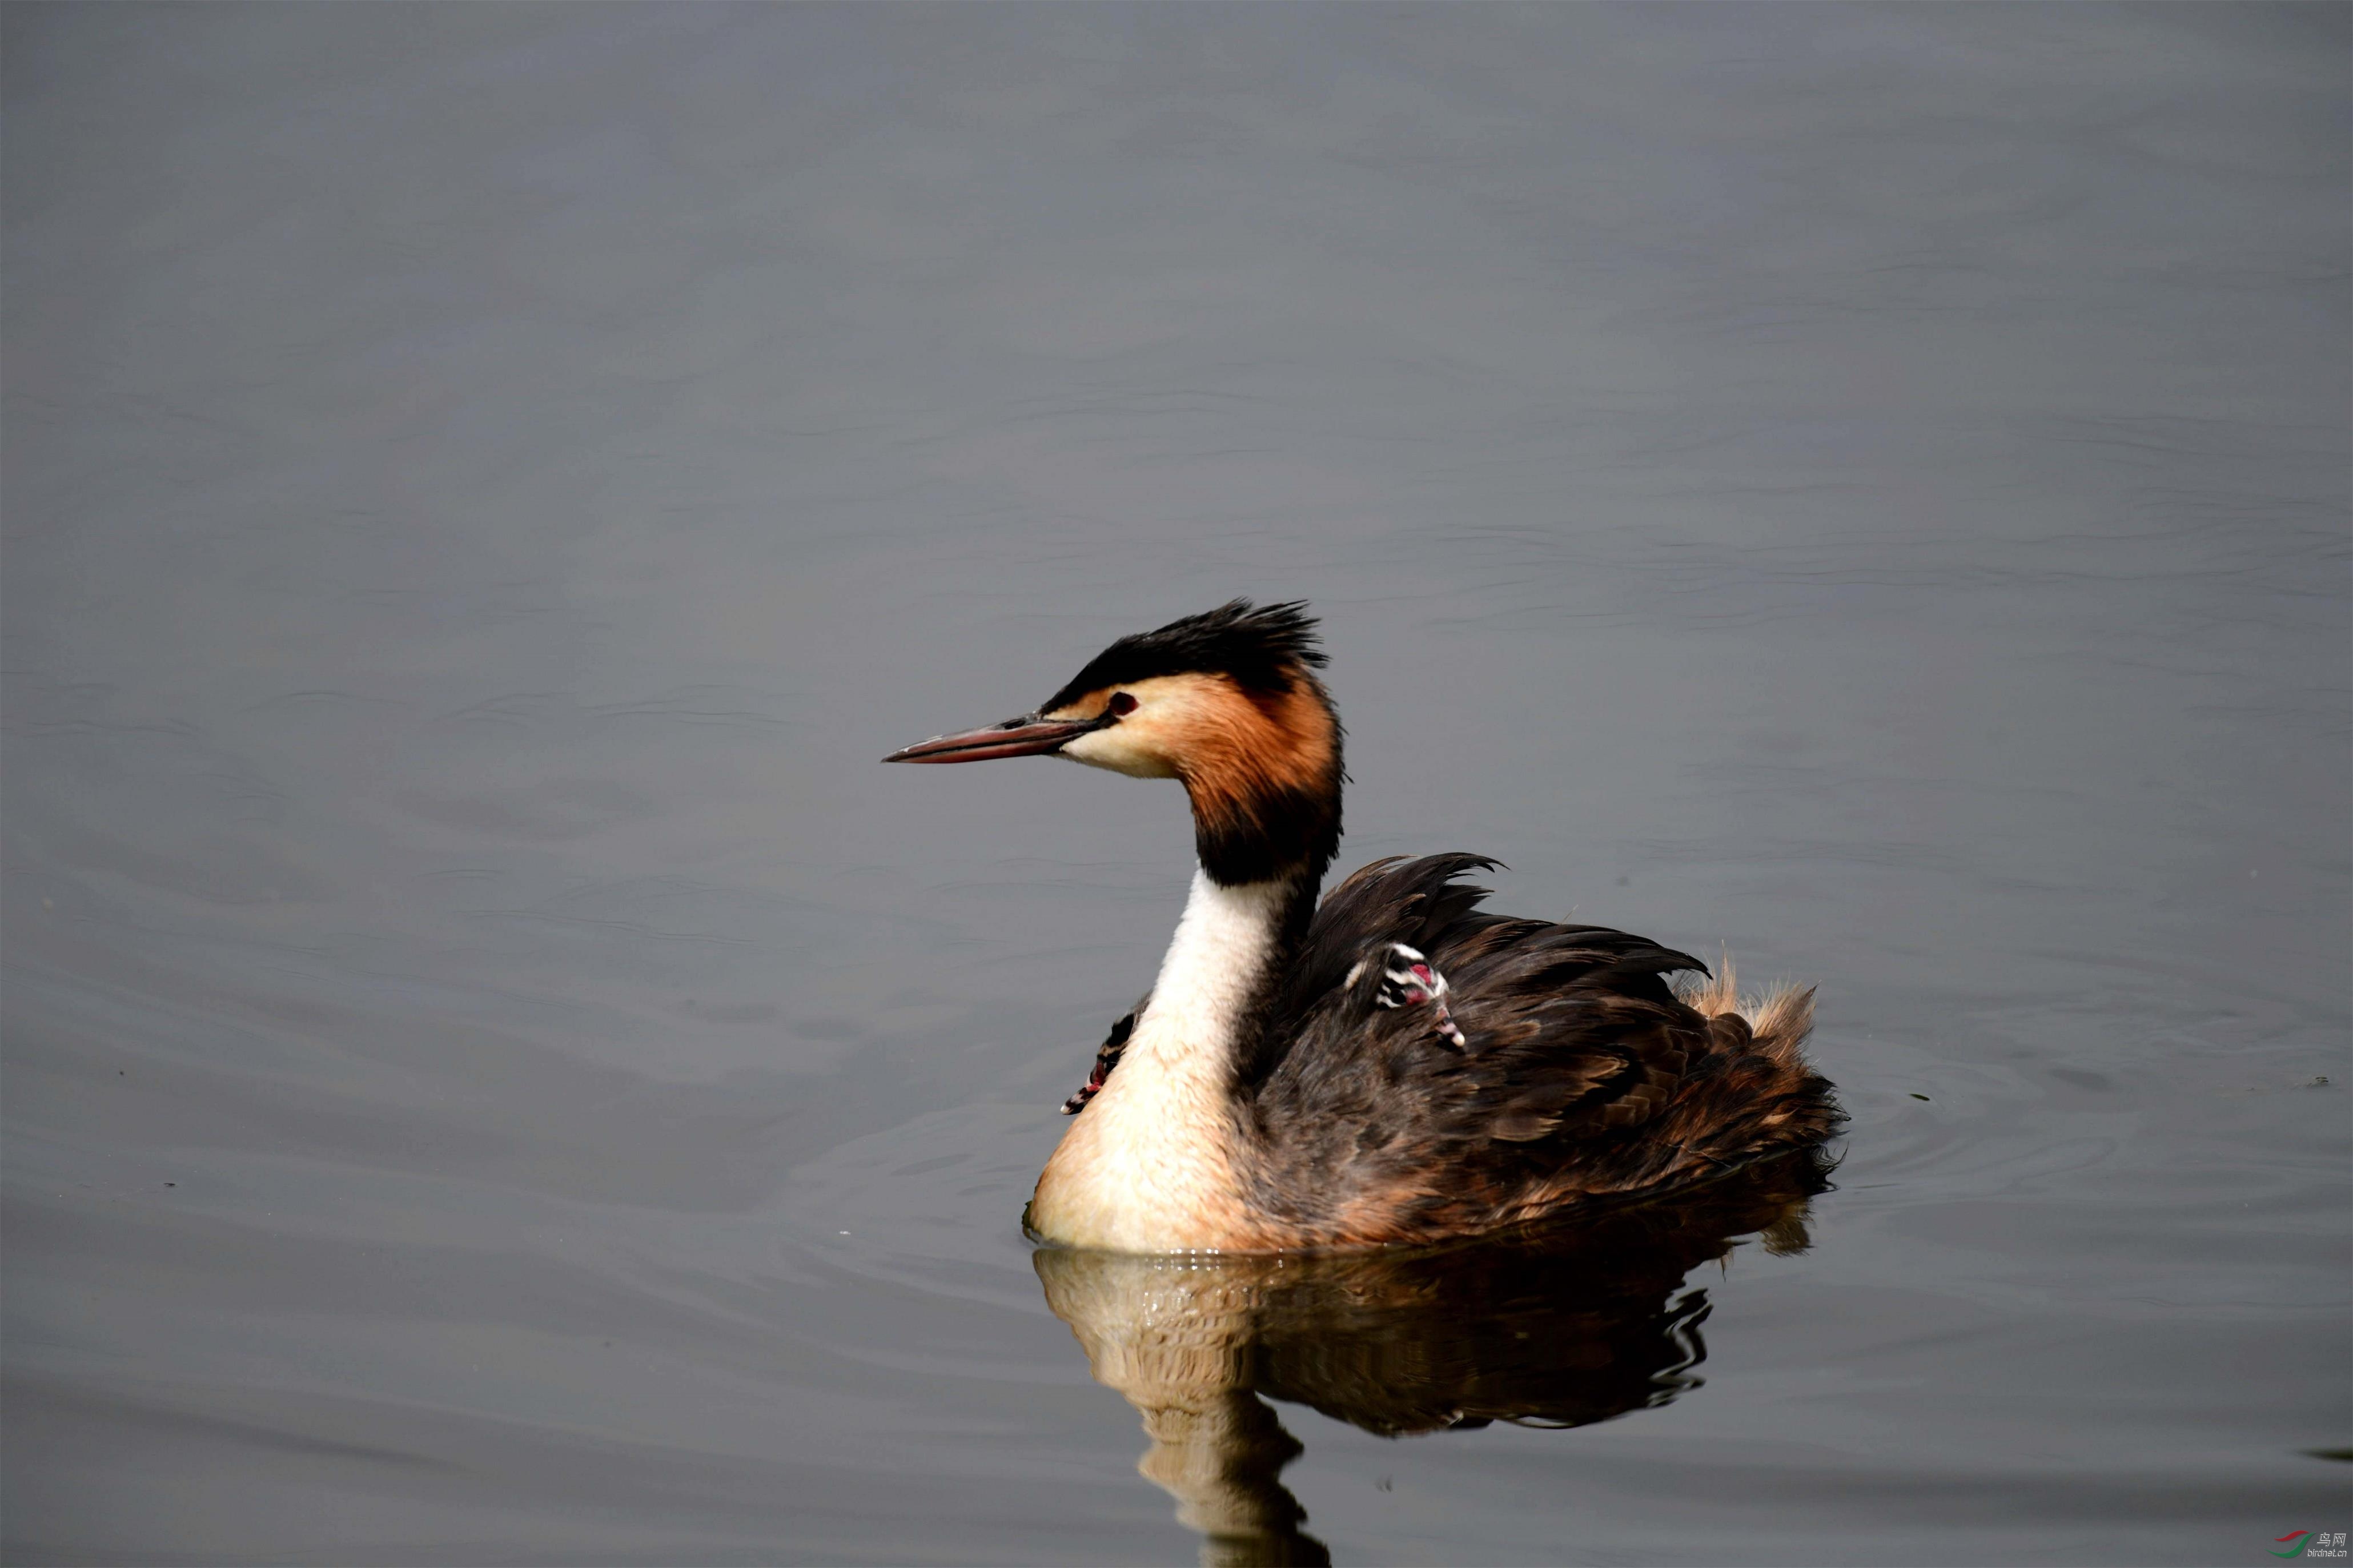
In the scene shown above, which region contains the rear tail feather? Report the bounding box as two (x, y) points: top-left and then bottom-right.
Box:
(1675, 954), (1816, 1067)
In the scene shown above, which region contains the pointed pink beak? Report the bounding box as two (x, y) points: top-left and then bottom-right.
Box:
(882, 713), (1099, 765)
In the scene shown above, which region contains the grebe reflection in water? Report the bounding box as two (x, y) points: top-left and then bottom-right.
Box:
(1036, 1149), (1834, 1567)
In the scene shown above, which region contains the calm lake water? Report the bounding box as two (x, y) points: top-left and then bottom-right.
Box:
(5, 7), (2347, 1563)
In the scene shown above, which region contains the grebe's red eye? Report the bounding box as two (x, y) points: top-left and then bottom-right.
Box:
(1106, 692), (1138, 717)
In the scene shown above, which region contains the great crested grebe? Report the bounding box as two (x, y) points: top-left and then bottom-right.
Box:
(885, 601), (1840, 1252)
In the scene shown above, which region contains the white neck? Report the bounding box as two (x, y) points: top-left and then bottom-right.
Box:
(1134, 868), (1292, 1075)
(1029, 867), (1299, 1251)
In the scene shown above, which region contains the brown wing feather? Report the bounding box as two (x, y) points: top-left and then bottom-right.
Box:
(1242, 855), (1840, 1246)
(1062, 991), (1151, 1115)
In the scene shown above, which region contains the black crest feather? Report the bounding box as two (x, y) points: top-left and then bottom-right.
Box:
(1045, 600), (1326, 711)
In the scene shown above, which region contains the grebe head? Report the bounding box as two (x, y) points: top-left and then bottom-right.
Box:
(884, 600), (1344, 885)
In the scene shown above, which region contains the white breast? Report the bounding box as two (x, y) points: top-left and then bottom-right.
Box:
(1028, 870), (1290, 1252)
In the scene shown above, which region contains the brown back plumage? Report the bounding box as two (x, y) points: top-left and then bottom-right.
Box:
(1231, 855), (1840, 1247)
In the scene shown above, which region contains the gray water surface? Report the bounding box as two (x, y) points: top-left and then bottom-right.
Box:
(4, 6), (2347, 1564)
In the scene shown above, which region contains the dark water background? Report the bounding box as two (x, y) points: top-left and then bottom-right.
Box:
(5, 6), (2347, 1563)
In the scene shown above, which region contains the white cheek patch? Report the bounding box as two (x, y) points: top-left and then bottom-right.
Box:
(1059, 725), (1178, 779)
